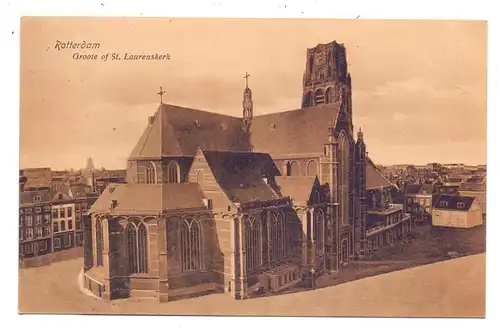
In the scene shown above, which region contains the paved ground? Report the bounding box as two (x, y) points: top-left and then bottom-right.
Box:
(19, 253), (485, 317)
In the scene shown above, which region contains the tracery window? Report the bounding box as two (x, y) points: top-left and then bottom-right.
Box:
(96, 219), (104, 267)
(307, 160), (318, 177)
(146, 162), (156, 184)
(245, 216), (262, 271)
(287, 161), (300, 176)
(270, 212), (286, 262)
(314, 209), (325, 256)
(124, 221), (149, 274)
(180, 217), (202, 272)
(166, 161), (180, 183)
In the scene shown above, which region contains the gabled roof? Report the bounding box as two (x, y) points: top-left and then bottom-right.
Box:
(433, 194), (475, 211)
(19, 190), (52, 205)
(366, 157), (396, 190)
(201, 149), (281, 204)
(274, 176), (319, 204)
(405, 184), (422, 195)
(90, 183), (206, 215)
(129, 104), (251, 160)
(250, 103), (341, 157)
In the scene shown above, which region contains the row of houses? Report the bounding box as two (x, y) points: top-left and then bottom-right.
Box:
(403, 175), (486, 228)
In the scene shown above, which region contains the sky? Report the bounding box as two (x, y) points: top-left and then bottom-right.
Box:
(19, 18), (487, 170)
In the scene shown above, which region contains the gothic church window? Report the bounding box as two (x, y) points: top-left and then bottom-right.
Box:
(96, 219), (104, 267)
(270, 212), (286, 262)
(196, 170), (205, 188)
(245, 216), (262, 271)
(314, 209), (325, 256)
(137, 223), (148, 273)
(315, 89), (325, 105)
(180, 217), (202, 272)
(307, 160), (318, 177)
(287, 161), (300, 176)
(166, 161), (180, 183)
(325, 88), (334, 104)
(146, 162), (156, 184)
(125, 223), (138, 274)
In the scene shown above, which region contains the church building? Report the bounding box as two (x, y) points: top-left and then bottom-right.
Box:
(83, 40), (411, 302)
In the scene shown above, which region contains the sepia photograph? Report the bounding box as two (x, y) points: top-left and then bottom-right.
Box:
(17, 16), (487, 318)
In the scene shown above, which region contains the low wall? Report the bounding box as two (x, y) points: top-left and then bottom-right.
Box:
(19, 247), (83, 269)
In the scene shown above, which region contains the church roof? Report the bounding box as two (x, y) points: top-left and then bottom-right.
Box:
(274, 176), (318, 204)
(366, 157), (397, 190)
(202, 150), (280, 203)
(89, 183), (206, 215)
(129, 104), (251, 160)
(250, 103), (341, 157)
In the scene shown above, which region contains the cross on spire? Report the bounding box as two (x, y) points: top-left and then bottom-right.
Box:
(157, 86), (166, 104)
(243, 72), (250, 89)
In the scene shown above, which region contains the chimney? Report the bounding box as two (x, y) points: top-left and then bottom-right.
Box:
(148, 116), (155, 125)
(263, 176), (269, 184)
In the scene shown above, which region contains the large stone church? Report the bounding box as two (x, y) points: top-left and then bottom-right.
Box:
(83, 40), (411, 302)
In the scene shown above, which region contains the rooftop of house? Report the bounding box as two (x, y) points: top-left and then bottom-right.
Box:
(433, 194), (476, 211)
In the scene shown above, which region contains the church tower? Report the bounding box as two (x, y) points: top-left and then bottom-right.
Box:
(242, 72), (253, 126)
(301, 40), (352, 115)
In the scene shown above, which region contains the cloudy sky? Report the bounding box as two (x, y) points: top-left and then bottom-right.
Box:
(20, 18), (487, 170)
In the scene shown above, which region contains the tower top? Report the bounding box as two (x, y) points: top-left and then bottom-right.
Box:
(157, 86), (166, 104)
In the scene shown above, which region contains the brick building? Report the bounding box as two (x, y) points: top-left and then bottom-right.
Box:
(83, 40), (411, 302)
(19, 190), (52, 259)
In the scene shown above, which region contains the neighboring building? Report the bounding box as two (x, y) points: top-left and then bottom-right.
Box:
(404, 183), (439, 223)
(51, 184), (98, 253)
(22, 168), (52, 192)
(83, 40), (408, 302)
(364, 160), (412, 254)
(458, 175), (486, 220)
(432, 195), (483, 229)
(93, 169), (127, 194)
(19, 190), (52, 259)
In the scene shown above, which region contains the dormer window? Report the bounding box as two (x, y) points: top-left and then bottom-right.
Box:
(33, 196), (41, 203)
(457, 202), (465, 209)
(270, 123), (276, 130)
(221, 123), (227, 131)
(195, 120), (201, 128)
(439, 201), (448, 208)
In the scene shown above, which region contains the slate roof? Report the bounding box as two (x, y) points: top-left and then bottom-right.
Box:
(20, 190), (52, 205)
(251, 103), (341, 157)
(90, 183), (206, 215)
(433, 194), (476, 211)
(129, 104), (251, 159)
(202, 150), (280, 204)
(274, 176), (318, 203)
(366, 157), (396, 190)
(405, 184), (422, 195)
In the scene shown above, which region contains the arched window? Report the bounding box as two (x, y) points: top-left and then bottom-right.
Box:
(307, 160), (318, 177)
(96, 219), (104, 267)
(146, 162), (156, 184)
(53, 222), (59, 233)
(124, 221), (149, 274)
(166, 161), (180, 183)
(270, 212), (286, 262)
(315, 89), (325, 105)
(196, 170), (205, 188)
(314, 209), (325, 256)
(180, 217), (202, 272)
(338, 131), (350, 226)
(125, 223), (138, 274)
(60, 221), (66, 231)
(137, 223), (148, 273)
(303, 91), (313, 108)
(287, 161), (300, 176)
(325, 88), (334, 104)
(245, 216), (262, 271)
